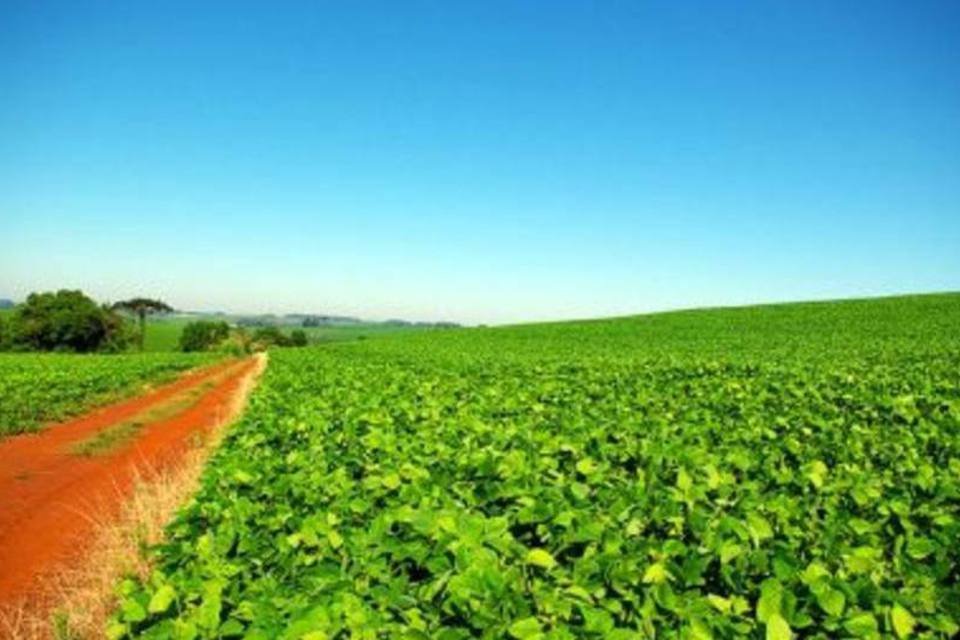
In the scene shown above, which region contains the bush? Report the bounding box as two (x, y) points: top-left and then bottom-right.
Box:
(0, 315), (11, 351)
(179, 321), (230, 352)
(289, 329), (308, 347)
(11, 290), (129, 352)
(252, 326), (292, 348)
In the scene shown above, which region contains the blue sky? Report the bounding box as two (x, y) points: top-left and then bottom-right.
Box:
(1, 1), (958, 324)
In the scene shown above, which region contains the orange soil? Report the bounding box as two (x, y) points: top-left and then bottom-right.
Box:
(0, 356), (260, 610)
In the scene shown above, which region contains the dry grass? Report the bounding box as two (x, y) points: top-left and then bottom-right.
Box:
(0, 354), (266, 640)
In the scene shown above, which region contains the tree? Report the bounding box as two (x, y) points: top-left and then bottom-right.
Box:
(179, 321), (230, 352)
(0, 313), (11, 351)
(13, 290), (127, 352)
(111, 298), (173, 351)
(290, 329), (308, 347)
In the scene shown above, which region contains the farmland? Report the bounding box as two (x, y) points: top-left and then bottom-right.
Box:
(143, 319), (194, 352)
(0, 352), (216, 437)
(115, 293), (959, 638)
(139, 318), (428, 351)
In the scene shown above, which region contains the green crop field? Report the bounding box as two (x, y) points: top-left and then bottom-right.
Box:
(143, 319), (194, 352)
(301, 323), (430, 344)
(0, 352), (217, 437)
(113, 293), (959, 639)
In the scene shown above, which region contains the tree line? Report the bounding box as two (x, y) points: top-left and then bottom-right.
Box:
(0, 290), (308, 354)
(0, 290), (143, 352)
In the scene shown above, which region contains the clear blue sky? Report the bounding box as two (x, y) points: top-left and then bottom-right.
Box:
(1, 1), (958, 324)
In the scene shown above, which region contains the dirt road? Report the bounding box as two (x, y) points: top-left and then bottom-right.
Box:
(0, 356), (262, 608)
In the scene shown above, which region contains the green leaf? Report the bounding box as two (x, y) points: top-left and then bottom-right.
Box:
(707, 594), (732, 613)
(756, 579), (783, 623)
(327, 530), (344, 549)
(689, 618), (714, 640)
(747, 513), (774, 546)
(928, 614), (958, 635)
(382, 473), (402, 490)
(219, 619), (245, 636)
(642, 561), (671, 584)
(508, 616), (542, 639)
(800, 561), (830, 585)
(719, 540), (744, 564)
(766, 613), (792, 640)
(906, 537), (936, 560)
(148, 584), (176, 614)
(844, 612), (879, 637)
(806, 459), (828, 488)
(625, 518), (643, 536)
(105, 621), (129, 640)
(811, 583), (845, 618)
(575, 457), (598, 475)
(121, 598), (147, 623)
(891, 604), (915, 638)
(581, 606), (615, 633)
(525, 548), (557, 569)
(845, 546), (881, 574)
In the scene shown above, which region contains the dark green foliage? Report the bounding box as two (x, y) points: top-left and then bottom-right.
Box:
(179, 321), (230, 352)
(11, 290), (128, 353)
(252, 325), (292, 347)
(0, 314), (11, 351)
(289, 329), (308, 347)
(114, 293), (960, 639)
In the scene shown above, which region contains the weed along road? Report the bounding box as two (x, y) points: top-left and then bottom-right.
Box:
(0, 356), (262, 611)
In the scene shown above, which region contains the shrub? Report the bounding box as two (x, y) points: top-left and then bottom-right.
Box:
(252, 326), (292, 348)
(0, 314), (11, 351)
(289, 329), (308, 347)
(179, 321), (230, 352)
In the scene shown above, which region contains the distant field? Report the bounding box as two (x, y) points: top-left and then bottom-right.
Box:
(117, 292), (960, 638)
(143, 318), (192, 351)
(142, 318), (426, 351)
(301, 322), (430, 343)
(0, 352), (217, 436)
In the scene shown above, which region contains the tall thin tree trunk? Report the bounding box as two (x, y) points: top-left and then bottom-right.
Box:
(138, 310), (146, 351)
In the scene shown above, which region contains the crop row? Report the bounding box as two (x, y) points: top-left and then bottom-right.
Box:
(0, 352), (216, 436)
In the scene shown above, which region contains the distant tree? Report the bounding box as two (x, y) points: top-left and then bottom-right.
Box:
(252, 326), (292, 348)
(179, 321), (230, 352)
(13, 290), (125, 352)
(0, 298), (15, 310)
(99, 304), (137, 352)
(111, 298), (173, 351)
(290, 329), (308, 347)
(0, 314), (10, 351)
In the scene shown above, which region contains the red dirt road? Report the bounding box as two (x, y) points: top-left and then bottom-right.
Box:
(0, 356), (261, 608)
